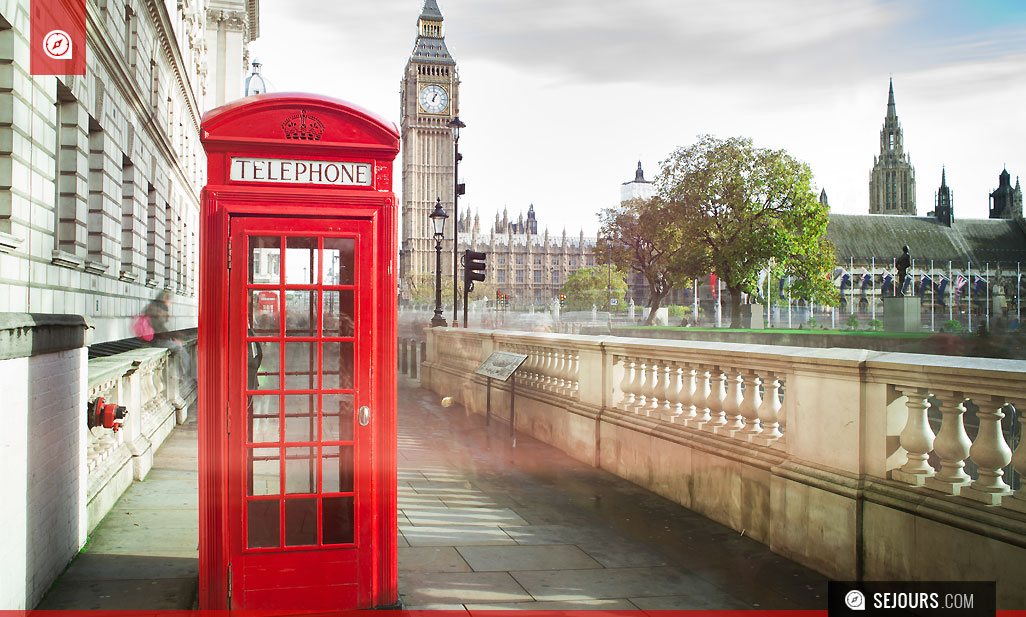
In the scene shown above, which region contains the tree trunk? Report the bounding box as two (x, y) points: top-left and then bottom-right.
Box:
(728, 285), (743, 329)
(644, 286), (670, 325)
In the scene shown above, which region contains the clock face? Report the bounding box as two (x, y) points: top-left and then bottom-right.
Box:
(419, 84), (449, 114)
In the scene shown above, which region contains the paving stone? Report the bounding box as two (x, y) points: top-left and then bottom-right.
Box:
(457, 544), (602, 572)
(510, 566), (713, 601)
(36, 578), (197, 609)
(629, 593), (755, 610)
(501, 524), (669, 567)
(400, 524), (517, 546)
(59, 553), (199, 581)
(464, 598), (639, 611)
(403, 505), (527, 527)
(398, 571), (533, 605)
(399, 547), (472, 573)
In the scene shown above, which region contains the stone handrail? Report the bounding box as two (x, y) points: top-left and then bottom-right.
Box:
(85, 337), (198, 530)
(426, 327), (1026, 512)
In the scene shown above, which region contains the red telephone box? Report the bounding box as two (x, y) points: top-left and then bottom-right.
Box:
(197, 93), (399, 610)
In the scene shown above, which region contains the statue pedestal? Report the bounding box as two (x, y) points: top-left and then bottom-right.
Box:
(739, 304), (764, 329)
(883, 296), (921, 333)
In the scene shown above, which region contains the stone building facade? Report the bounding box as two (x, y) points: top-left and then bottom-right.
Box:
(0, 0), (256, 608)
(869, 79), (916, 215)
(0, 0), (258, 343)
(458, 205), (596, 308)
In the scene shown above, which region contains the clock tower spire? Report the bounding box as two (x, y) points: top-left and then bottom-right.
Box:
(400, 0), (460, 296)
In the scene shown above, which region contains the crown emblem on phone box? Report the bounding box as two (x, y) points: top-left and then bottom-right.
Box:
(282, 109), (324, 140)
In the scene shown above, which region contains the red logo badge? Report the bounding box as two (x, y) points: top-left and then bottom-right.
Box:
(31, 0), (86, 75)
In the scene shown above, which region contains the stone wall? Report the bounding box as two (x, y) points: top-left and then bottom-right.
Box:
(0, 314), (89, 610)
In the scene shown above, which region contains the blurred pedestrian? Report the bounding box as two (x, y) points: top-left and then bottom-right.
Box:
(144, 290), (193, 383)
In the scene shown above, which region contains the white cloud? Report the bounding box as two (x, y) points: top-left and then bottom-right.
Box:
(250, 0), (1026, 238)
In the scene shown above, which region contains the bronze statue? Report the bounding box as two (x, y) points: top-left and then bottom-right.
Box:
(896, 245), (911, 296)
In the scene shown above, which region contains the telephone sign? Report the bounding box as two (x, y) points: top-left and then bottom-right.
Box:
(198, 94), (399, 611)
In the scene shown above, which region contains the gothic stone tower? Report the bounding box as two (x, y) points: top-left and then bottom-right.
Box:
(400, 0), (460, 291)
(989, 168), (1023, 219)
(869, 79), (916, 215)
(934, 167), (953, 226)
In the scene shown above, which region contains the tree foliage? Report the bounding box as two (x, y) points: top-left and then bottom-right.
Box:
(597, 198), (706, 324)
(404, 273), (495, 307)
(658, 135), (836, 327)
(559, 265), (629, 313)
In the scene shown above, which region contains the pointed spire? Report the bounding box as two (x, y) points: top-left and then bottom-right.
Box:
(886, 77), (896, 120)
(941, 166), (947, 188)
(819, 188), (828, 206)
(420, 0), (443, 21)
(635, 161), (646, 183)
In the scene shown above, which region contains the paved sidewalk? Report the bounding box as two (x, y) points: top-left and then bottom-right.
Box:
(38, 377), (828, 610)
(37, 421), (199, 609)
(396, 376), (828, 610)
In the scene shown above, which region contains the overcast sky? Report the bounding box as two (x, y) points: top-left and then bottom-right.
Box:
(249, 0), (1026, 236)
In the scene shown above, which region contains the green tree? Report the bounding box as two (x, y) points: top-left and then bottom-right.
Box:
(658, 135), (836, 328)
(559, 265), (628, 312)
(403, 273), (495, 307)
(597, 197), (706, 325)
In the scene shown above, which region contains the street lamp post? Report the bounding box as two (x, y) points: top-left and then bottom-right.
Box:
(447, 116), (466, 327)
(430, 198), (448, 327)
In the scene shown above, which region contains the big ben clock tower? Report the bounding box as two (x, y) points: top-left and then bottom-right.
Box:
(400, 0), (460, 293)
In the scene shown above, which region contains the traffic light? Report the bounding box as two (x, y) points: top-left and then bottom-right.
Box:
(559, 293), (566, 307)
(463, 250), (486, 292)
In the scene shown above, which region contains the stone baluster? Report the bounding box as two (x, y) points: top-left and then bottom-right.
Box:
(890, 386), (936, 485)
(738, 371), (763, 439)
(631, 359), (649, 413)
(660, 362), (683, 421)
(753, 374), (783, 446)
(962, 396), (1013, 505)
(534, 347), (546, 388)
(551, 350), (566, 394)
(524, 346), (538, 386)
(677, 364), (696, 424)
(618, 356), (636, 410)
(702, 368), (727, 432)
(547, 349), (560, 393)
(541, 350), (555, 391)
(644, 360), (665, 417)
(530, 348), (543, 388)
(566, 351), (580, 398)
(924, 390), (973, 495)
(1005, 399), (1026, 514)
(689, 367), (712, 427)
(717, 370), (745, 436)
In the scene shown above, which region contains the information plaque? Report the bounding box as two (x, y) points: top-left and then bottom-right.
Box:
(474, 351), (528, 381)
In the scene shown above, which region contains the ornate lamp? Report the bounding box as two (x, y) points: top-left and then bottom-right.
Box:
(430, 198), (448, 327)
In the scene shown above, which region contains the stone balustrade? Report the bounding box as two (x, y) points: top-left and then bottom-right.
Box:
(85, 340), (198, 531)
(421, 328), (1026, 606)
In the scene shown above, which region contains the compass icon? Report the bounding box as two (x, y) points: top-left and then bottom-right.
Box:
(43, 30), (73, 60)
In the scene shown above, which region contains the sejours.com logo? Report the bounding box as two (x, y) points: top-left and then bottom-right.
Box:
(845, 589), (867, 611)
(43, 29), (72, 59)
(828, 581), (995, 616)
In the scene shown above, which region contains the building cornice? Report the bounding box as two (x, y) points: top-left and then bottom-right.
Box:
(84, 1), (200, 204)
(142, 0), (202, 133)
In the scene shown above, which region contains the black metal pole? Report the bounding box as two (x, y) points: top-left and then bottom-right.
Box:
(485, 376), (491, 425)
(452, 139), (459, 327)
(431, 235), (446, 327)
